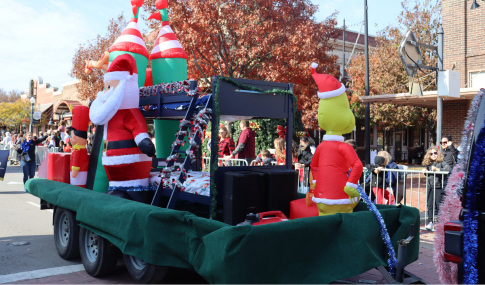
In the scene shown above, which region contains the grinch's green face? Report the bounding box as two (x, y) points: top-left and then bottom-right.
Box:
(317, 92), (355, 136)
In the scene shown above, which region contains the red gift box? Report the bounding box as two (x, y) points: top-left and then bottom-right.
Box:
(290, 198), (319, 219)
(47, 153), (71, 184)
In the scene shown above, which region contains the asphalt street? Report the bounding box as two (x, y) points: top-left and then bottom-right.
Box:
(0, 165), (80, 276)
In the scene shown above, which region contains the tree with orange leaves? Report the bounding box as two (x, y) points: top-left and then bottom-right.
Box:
(69, 15), (128, 101)
(347, 0), (439, 130)
(142, 0), (341, 129)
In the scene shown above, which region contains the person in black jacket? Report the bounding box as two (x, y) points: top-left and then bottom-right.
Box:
(14, 133), (48, 189)
(440, 135), (458, 169)
(296, 137), (313, 192)
(422, 147), (451, 230)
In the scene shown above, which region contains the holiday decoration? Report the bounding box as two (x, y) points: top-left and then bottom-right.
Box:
(85, 51), (110, 73)
(276, 125), (287, 139)
(89, 54), (156, 192)
(148, 0), (188, 84)
(108, 0), (148, 88)
(70, 105), (90, 188)
(433, 90), (484, 284)
(309, 63), (362, 215)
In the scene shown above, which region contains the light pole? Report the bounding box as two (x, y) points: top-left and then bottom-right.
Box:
(364, 0), (371, 165)
(30, 96), (35, 133)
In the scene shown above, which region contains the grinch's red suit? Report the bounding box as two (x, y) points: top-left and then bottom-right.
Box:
(89, 54), (155, 191)
(310, 136), (362, 205)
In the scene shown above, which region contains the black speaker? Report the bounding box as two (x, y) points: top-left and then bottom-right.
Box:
(223, 171), (266, 225)
(252, 169), (298, 218)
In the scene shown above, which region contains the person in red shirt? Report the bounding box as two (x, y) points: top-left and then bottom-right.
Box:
(218, 126), (235, 163)
(63, 141), (73, 152)
(225, 120), (256, 164)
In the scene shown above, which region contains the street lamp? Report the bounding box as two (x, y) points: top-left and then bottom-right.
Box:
(48, 117), (55, 126)
(471, 0), (480, 9)
(29, 96), (35, 133)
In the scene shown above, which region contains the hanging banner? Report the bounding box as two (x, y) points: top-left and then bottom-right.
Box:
(0, 150), (9, 181)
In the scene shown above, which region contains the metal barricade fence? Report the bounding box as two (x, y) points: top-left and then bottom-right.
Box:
(362, 167), (449, 230)
(202, 157), (249, 170)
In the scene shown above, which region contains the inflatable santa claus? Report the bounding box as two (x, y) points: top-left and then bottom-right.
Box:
(70, 105), (90, 188)
(310, 63), (363, 216)
(89, 54), (155, 200)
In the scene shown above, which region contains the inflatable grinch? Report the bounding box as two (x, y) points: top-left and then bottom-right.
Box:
(310, 63), (363, 216)
(89, 53), (156, 202)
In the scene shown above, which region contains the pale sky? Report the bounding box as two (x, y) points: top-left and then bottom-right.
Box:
(0, 0), (404, 93)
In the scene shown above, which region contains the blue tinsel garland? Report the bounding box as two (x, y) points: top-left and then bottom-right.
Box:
(357, 184), (398, 276)
(463, 116), (485, 284)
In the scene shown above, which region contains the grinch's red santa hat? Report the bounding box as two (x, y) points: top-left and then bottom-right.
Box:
(104, 54), (138, 82)
(311, 62), (346, 99)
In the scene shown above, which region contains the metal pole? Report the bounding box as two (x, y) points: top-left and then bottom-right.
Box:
(436, 27), (444, 147)
(30, 103), (33, 133)
(343, 19), (346, 80)
(364, 0), (371, 165)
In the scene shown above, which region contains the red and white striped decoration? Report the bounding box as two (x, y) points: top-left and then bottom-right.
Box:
(109, 21), (149, 59)
(149, 25), (187, 60)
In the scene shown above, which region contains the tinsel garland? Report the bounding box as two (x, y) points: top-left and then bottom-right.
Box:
(209, 77), (299, 219)
(357, 184), (397, 276)
(433, 89), (484, 284)
(463, 115), (485, 284)
(107, 185), (156, 191)
(139, 80), (197, 97)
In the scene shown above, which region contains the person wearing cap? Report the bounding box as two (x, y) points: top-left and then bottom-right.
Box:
(363, 151), (400, 204)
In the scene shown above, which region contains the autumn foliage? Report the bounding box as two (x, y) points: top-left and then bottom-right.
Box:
(142, 0), (341, 129)
(347, 0), (440, 129)
(69, 15), (128, 101)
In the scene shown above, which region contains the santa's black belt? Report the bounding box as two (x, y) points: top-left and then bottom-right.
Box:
(103, 140), (138, 151)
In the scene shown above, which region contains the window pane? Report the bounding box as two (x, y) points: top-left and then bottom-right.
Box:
(471, 72), (485, 88)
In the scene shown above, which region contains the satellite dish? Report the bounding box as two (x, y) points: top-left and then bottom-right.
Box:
(399, 31), (423, 81)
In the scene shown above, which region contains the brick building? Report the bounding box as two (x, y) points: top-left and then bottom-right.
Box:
(358, 0), (485, 162)
(20, 76), (88, 134)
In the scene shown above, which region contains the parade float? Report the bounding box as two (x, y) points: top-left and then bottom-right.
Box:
(27, 0), (423, 283)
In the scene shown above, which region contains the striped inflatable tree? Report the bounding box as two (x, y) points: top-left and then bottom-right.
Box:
(148, 0), (188, 84)
(108, 0), (148, 88)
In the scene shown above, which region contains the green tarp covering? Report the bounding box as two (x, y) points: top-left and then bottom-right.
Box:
(26, 178), (420, 284)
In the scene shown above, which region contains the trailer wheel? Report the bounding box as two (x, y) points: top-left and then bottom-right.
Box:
(124, 254), (168, 284)
(79, 227), (118, 277)
(53, 207), (80, 260)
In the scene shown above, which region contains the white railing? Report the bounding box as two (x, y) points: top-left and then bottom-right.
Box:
(202, 157), (248, 170)
(250, 160), (277, 166)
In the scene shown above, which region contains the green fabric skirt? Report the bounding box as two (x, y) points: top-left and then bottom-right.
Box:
(26, 178), (420, 284)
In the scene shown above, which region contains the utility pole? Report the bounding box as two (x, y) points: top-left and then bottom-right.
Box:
(364, 0), (371, 164)
(437, 27), (444, 147)
(343, 19), (346, 81)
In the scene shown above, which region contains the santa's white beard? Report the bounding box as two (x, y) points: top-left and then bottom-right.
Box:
(89, 80), (126, 125)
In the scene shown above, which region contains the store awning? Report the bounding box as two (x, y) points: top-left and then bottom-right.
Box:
(359, 88), (481, 108)
(54, 100), (83, 116)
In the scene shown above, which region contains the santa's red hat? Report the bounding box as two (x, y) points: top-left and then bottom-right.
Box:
(311, 62), (346, 99)
(72, 106), (90, 139)
(104, 54), (138, 82)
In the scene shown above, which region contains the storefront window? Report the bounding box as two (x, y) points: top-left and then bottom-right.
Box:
(413, 129), (420, 147)
(377, 130), (384, 151)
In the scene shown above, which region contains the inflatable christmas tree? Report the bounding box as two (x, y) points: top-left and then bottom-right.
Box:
(108, 0), (148, 88)
(148, 0), (188, 84)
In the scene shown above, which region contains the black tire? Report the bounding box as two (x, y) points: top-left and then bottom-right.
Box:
(53, 207), (80, 260)
(79, 227), (118, 277)
(123, 254), (168, 284)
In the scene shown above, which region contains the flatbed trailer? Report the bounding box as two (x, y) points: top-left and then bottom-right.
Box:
(30, 77), (423, 284)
